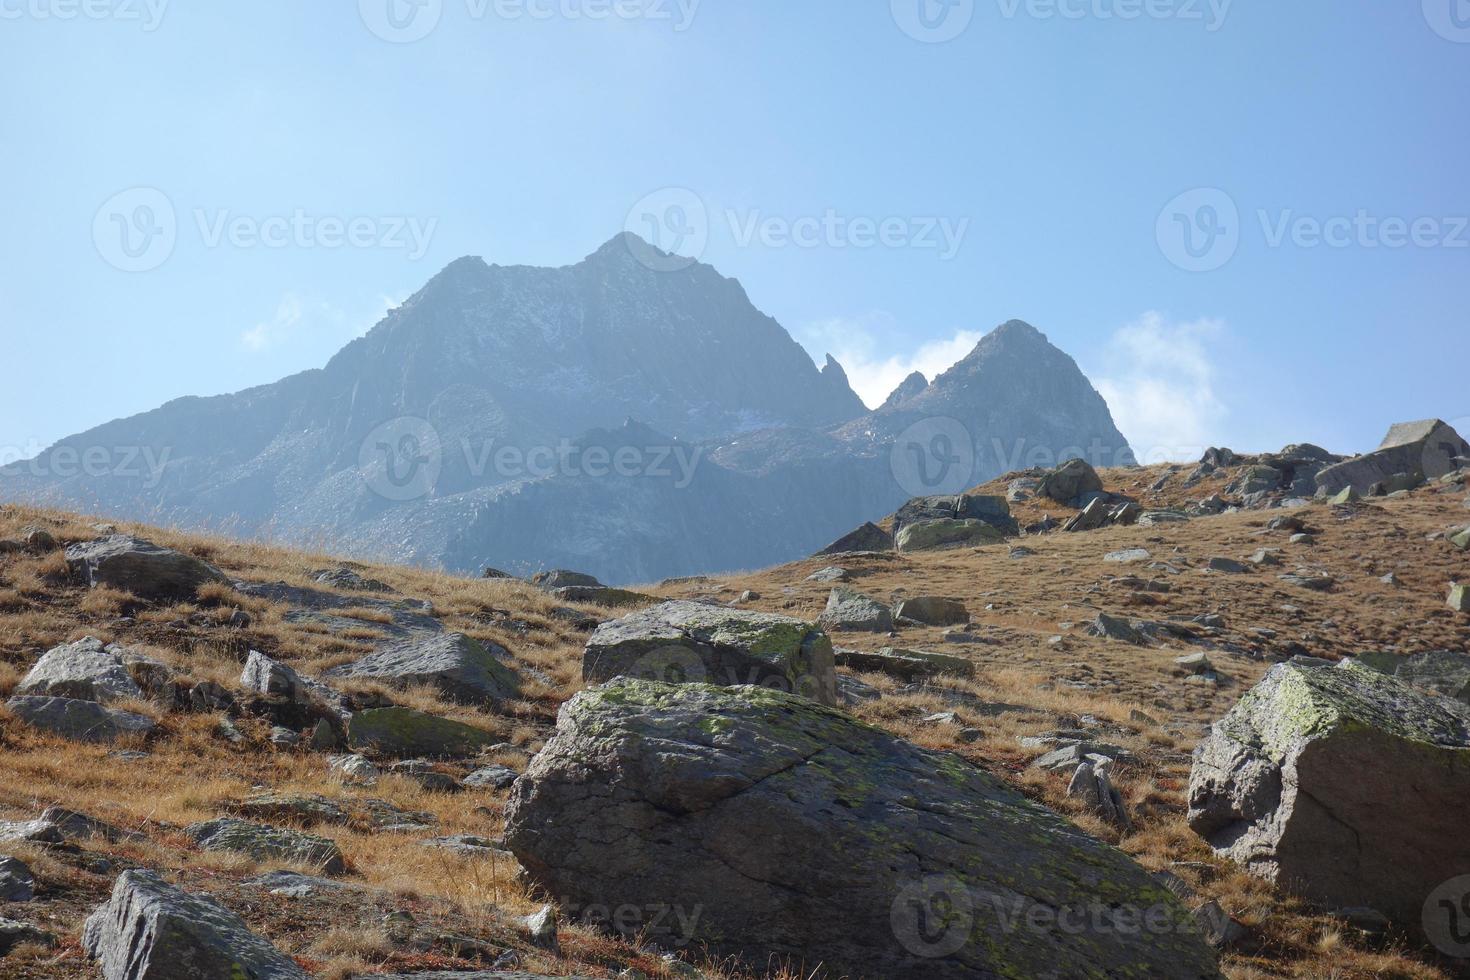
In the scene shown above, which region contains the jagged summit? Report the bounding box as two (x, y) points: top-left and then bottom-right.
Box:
(880, 371), (930, 411)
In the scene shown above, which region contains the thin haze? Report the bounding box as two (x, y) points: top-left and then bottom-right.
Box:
(2, 2), (1467, 463)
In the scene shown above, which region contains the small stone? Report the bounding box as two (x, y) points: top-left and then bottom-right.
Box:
(1289, 533), (1316, 545)
(1205, 557), (1249, 574)
(0, 917), (56, 955)
(0, 857), (35, 902)
(1450, 584), (1469, 614)
(1103, 548), (1151, 564)
(1193, 900), (1246, 948)
(525, 904), (560, 953)
(462, 764), (519, 790)
(269, 727), (301, 749)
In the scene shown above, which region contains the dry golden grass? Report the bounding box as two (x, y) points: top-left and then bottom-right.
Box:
(1, 472), (1467, 978)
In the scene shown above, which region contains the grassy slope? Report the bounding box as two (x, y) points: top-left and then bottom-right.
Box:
(0, 461), (1466, 978)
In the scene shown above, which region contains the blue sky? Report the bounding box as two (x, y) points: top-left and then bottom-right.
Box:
(2, 1), (1467, 464)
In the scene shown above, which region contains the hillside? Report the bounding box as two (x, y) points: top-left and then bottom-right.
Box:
(0, 447), (1466, 977)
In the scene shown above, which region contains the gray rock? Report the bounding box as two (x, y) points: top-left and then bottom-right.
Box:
(0, 916), (54, 954)
(420, 835), (510, 858)
(1103, 548), (1150, 563)
(0, 856), (34, 902)
(805, 566), (850, 583)
(816, 522), (893, 556)
(1066, 759), (1131, 830)
(524, 904), (559, 953)
(313, 566), (392, 592)
(892, 493), (1018, 537)
(1451, 584), (1469, 614)
(16, 637), (144, 703)
(820, 588), (895, 633)
(893, 596), (968, 627)
(327, 754), (381, 784)
(1037, 458), (1103, 505)
(532, 569), (602, 590)
(327, 633), (521, 706)
(64, 535), (227, 602)
(1137, 509), (1190, 527)
(187, 818), (346, 875)
(347, 707), (498, 760)
(5, 696), (155, 743)
(1248, 548), (1282, 566)
(1205, 557), (1250, 574)
(1279, 572), (1334, 592)
(83, 869), (308, 979)
(583, 600), (837, 707)
(894, 518), (1008, 552)
(1316, 419), (1470, 495)
(1356, 650), (1470, 704)
(1188, 659), (1470, 938)
(241, 650), (307, 701)
(463, 764), (519, 790)
(506, 680), (1219, 979)
(1062, 497), (1111, 533)
(1193, 901), (1246, 949)
(834, 646), (975, 682)
(1085, 613), (1148, 646)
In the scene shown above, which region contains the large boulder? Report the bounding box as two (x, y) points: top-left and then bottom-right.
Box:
(1037, 458), (1104, 506)
(64, 535), (227, 602)
(5, 696), (155, 743)
(345, 707), (497, 759)
(16, 638), (144, 703)
(187, 818), (346, 875)
(83, 869), (309, 979)
(326, 633), (521, 706)
(506, 680), (1219, 979)
(815, 521), (893, 556)
(893, 493), (1019, 537)
(1188, 659), (1470, 936)
(1357, 650), (1470, 704)
(818, 588), (894, 633)
(894, 519), (1007, 553)
(532, 570), (602, 590)
(894, 596), (968, 627)
(582, 600), (837, 707)
(834, 646), (975, 682)
(1315, 419), (1470, 495)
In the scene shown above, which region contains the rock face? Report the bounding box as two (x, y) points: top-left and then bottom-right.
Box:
(1316, 419), (1470, 495)
(818, 588), (894, 633)
(64, 535), (227, 601)
(1188, 659), (1470, 935)
(582, 600), (837, 707)
(16, 638), (144, 703)
(346, 707), (497, 759)
(5, 696), (155, 743)
(326, 633), (521, 706)
(83, 869), (309, 979)
(506, 680), (1219, 979)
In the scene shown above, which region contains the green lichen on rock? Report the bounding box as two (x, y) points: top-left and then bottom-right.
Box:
(346, 706), (496, 759)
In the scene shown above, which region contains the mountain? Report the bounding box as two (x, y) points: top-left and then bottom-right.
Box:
(0, 236), (1132, 582)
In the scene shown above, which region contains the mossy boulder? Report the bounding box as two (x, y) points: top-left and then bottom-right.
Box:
(346, 707), (496, 759)
(1188, 659), (1470, 935)
(835, 646), (975, 682)
(507, 679), (1220, 979)
(583, 600), (837, 707)
(187, 818), (346, 876)
(894, 519), (1007, 553)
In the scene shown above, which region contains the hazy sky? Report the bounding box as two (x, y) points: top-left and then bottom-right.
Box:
(2, 2), (1467, 463)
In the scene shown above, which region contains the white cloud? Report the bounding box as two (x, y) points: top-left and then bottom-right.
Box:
(240, 294), (309, 352)
(1093, 312), (1228, 463)
(241, 293), (403, 352)
(798, 313), (983, 409)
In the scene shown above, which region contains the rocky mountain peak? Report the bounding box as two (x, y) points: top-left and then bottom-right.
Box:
(880, 371), (930, 411)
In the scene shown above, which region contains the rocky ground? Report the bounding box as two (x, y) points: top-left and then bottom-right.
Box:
(0, 439), (1466, 978)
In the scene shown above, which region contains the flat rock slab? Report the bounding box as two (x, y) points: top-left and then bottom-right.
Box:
(895, 518), (1007, 553)
(893, 596), (968, 627)
(506, 679), (1220, 979)
(326, 632), (521, 706)
(188, 818), (346, 875)
(583, 600), (837, 707)
(347, 706), (497, 759)
(16, 637), (144, 703)
(6, 696), (155, 743)
(233, 580), (442, 640)
(1189, 659), (1470, 937)
(835, 646), (975, 682)
(65, 535), (227, 602)
(84, 869), (308, 979)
